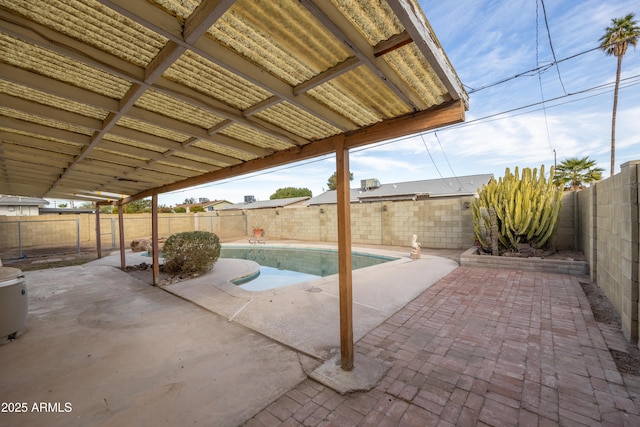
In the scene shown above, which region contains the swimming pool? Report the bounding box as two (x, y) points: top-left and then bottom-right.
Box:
(220, 246), (397, 291)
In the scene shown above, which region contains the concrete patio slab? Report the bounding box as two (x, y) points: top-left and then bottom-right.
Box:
(160, 245), (459, 361)
(0, 265), (305, 427)
(87, 243), (459, 363)
(10, 242), (636, 426)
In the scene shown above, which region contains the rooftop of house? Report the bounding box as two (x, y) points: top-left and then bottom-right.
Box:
(0, 195), (50, 206)
(223, 197), (310, 210)
(173, 199), (231, 209)
(306, 174), (493, 205)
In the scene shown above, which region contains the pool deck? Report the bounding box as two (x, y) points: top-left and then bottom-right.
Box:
(1, 241), (639, 425)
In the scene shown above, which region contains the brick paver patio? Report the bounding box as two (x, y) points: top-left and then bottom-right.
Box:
(246, 267), (640, 426)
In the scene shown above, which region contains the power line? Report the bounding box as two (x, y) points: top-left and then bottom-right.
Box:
(536, 0), (555, 155)
(434, 131), (458, 177)
(467, 45), (601, 94)
(539, 0), (567, 94)
(160, 74), (640, 201)
(434, 131), (466, 189)
(358, 74), (640, 150)
(461, 74), (640, 126)
(419, 132), (446, 180)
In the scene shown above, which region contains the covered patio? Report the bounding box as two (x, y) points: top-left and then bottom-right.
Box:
(2, 246), (639, 425)
(4, 2), (639, 426)
(0, 0), (466, 370)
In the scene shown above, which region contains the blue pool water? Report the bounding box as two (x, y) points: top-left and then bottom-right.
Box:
(220, 246), (397, 291)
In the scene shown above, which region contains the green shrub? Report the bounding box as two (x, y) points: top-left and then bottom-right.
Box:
(472, 165), (562, 253)
(162, 231), (221, 274)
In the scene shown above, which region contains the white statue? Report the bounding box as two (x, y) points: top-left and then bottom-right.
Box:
(410, 234), (421, 259)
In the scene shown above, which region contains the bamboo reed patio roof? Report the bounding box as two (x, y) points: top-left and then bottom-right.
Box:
(0, 0), (468, 204)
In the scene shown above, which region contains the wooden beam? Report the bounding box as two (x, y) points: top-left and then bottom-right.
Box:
(0, 10), (143, 82)
(183, 0), (235, 44)
(101, 0), (356, 132)
(335, 135), (354, 370)
(293, 56), (361, 96)
(121, 101), (464, 203)
(121, 134), (342, 203)
(373, 30), (413, 57)
(144, 41), (186, 83)
(155, 77), (309, 146)
(387, 0), (469, 106)
(242, 96), (281, 117)
(2, 117), (91, 146)
(344, 100), (465, 149)
(300, 0), (424, 110)
(3, 133), (84, 156)
(46, 82), (149, 195)
(0, 64), (119, 113)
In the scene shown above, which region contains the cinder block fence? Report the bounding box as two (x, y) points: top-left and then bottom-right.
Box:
(1, 161), (638, 349)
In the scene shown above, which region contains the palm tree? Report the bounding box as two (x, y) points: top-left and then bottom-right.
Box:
(599, 13), (640, 177)
(553, 156), (604, 191)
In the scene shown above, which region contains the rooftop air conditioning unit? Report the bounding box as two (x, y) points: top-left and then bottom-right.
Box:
(360, 178), (381, 191)
(244, 195), (256, 203)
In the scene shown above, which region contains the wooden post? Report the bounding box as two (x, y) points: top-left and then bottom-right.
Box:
(95, 204), (102, 259)
(118, 203), (126, 271)
(336, 137), (354, 371)
(152, 193), (159, 286)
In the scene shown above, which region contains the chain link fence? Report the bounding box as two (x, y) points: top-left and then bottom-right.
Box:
(0, 213), (248, 262)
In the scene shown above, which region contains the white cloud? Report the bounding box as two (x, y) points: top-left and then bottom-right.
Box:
(159, 0), (640, 204)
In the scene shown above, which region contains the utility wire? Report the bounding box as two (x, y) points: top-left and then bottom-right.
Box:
(540, 0), (567, 94)
(467, 45), (601, 94)
(419, 132), (446, 180)
(434, 131), (466, 190)
(462, 75), (640, 126)
(161, 73), (640, 201)
(360, 74), (640, 149)
(536, 0), (555, 154)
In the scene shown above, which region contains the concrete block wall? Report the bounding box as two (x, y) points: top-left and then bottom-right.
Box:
(2, 193), (570, 255)
(352, 203), (383, 244)
(577, 161), (640, 343)
(576, 188), (595, 277)
(552, 191), (577, 250)
(0, 215), (91, 250)
(239, 196), (477, 249)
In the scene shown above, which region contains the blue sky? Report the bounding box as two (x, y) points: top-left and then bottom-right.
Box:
(156, 0), (640, 206)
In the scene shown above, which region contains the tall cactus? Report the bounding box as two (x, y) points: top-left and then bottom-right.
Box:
(472, 165), (562, 253)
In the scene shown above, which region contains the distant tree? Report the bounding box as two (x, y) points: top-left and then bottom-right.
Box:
(599, 12), (640, 176)
(270, 187), (312, 200)
(174, 206), (187, 213)
(326, 171), (354, 190)
(553, 157), (604, 191)
(124, 198), (152, 213)
(158, 206), (173, 213)
(80, 201), (94, 209)
(190, 205), (205, 213)
(58, 203), (67, 208)
(99, 205), (113, 214)
(184, 197), (196, 204)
